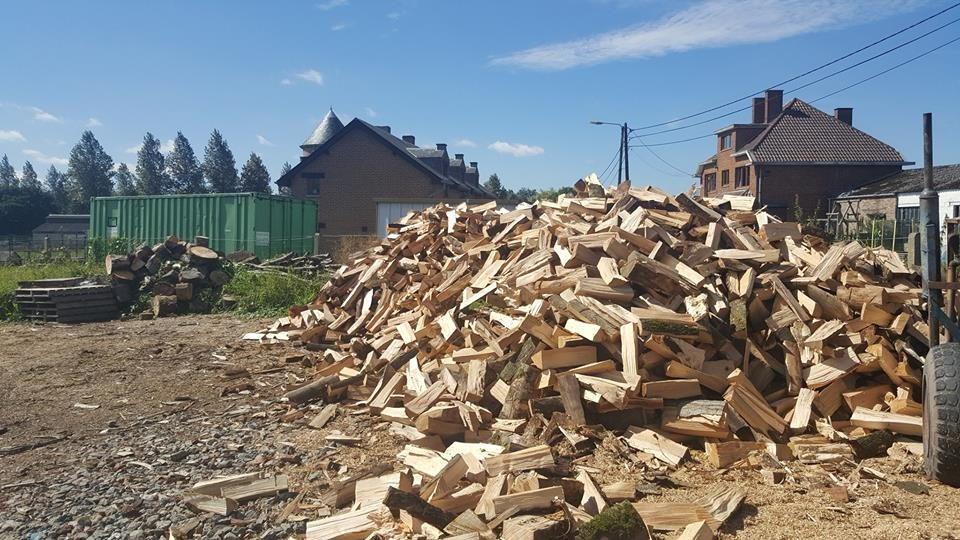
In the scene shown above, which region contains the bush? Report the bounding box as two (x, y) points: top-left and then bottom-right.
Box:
(221, 264), (330, 317)
(86, 236), (136, 263)
(578, 502), (647, 540)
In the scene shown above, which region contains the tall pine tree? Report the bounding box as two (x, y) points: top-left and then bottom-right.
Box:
(0, 154), (16, 187)
(20, 161), (40, 190)
(67, 131), (114, 212)
(166, 132), (204, 193)
(114, 163), (138, 196)
(44, 165), (71, 213)
(135, 132), (169, 195)
(202, 129), (238, 193)
(239, 153), (271, 193)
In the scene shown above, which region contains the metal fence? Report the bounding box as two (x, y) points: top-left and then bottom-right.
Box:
(0, 233), (88, 263)
(835, 218), (920, 253)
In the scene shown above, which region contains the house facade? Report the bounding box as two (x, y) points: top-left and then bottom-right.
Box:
(277, 109), (490, 237)
(697, 90), (910, 218)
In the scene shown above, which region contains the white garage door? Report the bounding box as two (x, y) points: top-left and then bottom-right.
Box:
(376, 202), (436, 237)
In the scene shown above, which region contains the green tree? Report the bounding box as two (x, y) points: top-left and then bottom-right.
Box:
(239, 153), (271, 193)
(166, 131), (204, 193)
(0, 185), (56, 234)
(0, 154), (16, 187)
(20, 161), (40, 191)
(202, 129), (238, 193)
(278, 162), (293, 195)
(483, 173), (507, 199)
(135, 132), (169, 195)
(114, 163), (138, 196)
(44, 165), (70, 212)
(67, 130), (114, 212)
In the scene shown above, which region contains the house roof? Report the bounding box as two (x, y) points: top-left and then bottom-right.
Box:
(740, 99), (909, 165)
(301, 109), (344, 149)
(837, 164), (960, 199)
(32, 214), (89, 234)
(278, 118), (491, 197)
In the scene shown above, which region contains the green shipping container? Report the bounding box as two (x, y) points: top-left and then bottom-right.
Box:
(90, 193), (317, 259)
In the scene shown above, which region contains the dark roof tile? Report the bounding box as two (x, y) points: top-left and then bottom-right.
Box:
(742, 99), (907, 165)
(838, 164), (960, 198)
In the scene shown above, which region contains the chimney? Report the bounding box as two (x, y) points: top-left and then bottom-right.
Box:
(470, 161), (477, 168)
(436, 143), (447, 152)
(764, 89), (783, 122)
(402, 135), (415, 145)
(454, 153), (464, 160)
(834, 107), (853, 126)
(752, 97), (766, 124)
(376, 125), (391, 134)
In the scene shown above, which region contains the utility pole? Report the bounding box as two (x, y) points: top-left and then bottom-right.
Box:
(920, 112), (941, 345)
(623, 122), (629, 183)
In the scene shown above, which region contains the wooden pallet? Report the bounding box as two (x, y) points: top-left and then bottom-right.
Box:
(14, 282), (119, 323)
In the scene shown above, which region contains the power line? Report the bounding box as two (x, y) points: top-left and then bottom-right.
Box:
(628, 34), (960, 148)
(633, 15), (960, 137)
(631, 1), (960, 130)
(597, 144), (622, 183)
(632, 135), (692, 176)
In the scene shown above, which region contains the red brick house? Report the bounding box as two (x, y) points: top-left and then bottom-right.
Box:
(277, 109), (490, 236)
(696, 90), (911, 217)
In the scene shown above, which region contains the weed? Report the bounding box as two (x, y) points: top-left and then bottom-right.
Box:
(578, 502), (646, 540)
(221, 264), (330, 317)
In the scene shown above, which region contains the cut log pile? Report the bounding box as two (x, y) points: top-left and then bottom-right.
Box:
(244, 177), (932, 538)
(234, 251), (334, 276)
(106, 234), (232, 318)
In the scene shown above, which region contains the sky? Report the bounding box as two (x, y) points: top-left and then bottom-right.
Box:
(1, 0), (960, 195)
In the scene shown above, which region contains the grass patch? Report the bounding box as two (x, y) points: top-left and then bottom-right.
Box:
(0, 262), (97, 321)
(221, 264), (330, 317)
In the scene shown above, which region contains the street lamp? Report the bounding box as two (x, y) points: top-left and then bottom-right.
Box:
(590, 120), (629, 183)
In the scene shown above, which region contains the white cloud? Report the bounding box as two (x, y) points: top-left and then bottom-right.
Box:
(280, 78), (293, 86)
(126, 139), (175, 154)
(363, 107), (377, 118)
(331, 23), (347, 31)
(316, 0), (348, 10)
(30, 106), (62, 122)
(491, 0), (923, 70)
(454, 139), (477, 148)
(488, 141), (544, 157)
(386, 11), (401, 19)
(257, 134), (274, 146)
(0, 130), (26, 142)
(296, 69), (325, 85)
(86, 117), (102, 127)
(22, 149), (68, 166)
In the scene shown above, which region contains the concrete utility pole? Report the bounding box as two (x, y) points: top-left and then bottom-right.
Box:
(920, 112), (941, 345)
(591, 120), (632, 184)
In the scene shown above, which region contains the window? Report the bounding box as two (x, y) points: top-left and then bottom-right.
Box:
(735, 166), (750, 187)
(316, 222), (326, 230)
(704, 173), (716, 193)
(108, 217), (118, 227)
(721, 170), (730, 186)
(720, 133), (732, 150)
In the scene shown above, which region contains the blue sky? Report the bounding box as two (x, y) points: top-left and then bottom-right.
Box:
(1, 0), (959, 194)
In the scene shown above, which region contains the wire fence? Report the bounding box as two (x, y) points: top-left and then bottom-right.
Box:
(834, 218), (920, 253)
(0, 233), (89, 263)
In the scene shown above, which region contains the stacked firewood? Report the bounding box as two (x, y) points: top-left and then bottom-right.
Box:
(106, 234), (231, 318)
(245, 177), (930, 539)
(236, 251), (334, 276)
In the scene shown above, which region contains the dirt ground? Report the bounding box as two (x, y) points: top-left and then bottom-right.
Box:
(2, 315), (960, 539)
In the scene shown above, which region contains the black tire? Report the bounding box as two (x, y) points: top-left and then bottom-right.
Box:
(924, 342), (960, 486)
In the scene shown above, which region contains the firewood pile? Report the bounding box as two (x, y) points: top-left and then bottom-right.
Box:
(243, 177), (931, 539)
(235, 251), (334, 276)
(106, 234), (231, 318)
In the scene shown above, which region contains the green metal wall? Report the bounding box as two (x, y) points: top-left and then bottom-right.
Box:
(90, 193), (317, 258)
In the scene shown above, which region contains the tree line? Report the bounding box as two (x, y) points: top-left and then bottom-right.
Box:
(0, 129), (290, 217)
(482, 173), (576, 204)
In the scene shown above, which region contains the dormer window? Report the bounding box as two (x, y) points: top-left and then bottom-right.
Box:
(720, 133), (732, 150)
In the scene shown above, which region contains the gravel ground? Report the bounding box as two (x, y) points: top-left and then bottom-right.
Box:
(2, 314), (960, 539)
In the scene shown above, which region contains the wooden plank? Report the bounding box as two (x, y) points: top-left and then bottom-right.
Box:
(531, 346), (597, 370)
(492, 486), (564, 514)
(555, 373), (587, 425)
(849, 407), (922, 436)
(483, 445), (555, 476)
(789, 388), (815, 432)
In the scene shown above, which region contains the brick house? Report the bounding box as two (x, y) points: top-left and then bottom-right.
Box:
(277, 109), (490, 236)
(696, 90), (911, 218)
